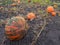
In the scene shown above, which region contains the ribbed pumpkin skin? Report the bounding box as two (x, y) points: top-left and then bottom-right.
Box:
(27, 13), (36, 20)
(47, 6), (54, 13)
(5, 16), (28, 40)
(51, 12), (56, 16)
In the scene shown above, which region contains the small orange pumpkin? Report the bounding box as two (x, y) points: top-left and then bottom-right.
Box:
(51, 12), (56, 16)
(17, 0), (20, 4)
(0, 6), (3, 9)
(47, 6), (55, 13)
(11, 3), (17, 6)
(28, 0), (31, 2)
(5, 16), (28, 40)
(13, 0), (17, 2)
(27, 13), (36, 20)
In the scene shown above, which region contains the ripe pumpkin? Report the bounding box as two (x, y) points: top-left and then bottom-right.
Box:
(27, 13), (36, 20)
(17, 0), (20, 4)
(51, 12), (56, 16)
(28, 0), (31, 2)
(5, 16), (28, 40)
(11, 3), (17, 6)
(0, 6), (3, 9)
(13, 0), (17, 2)
(47, 6), (55, 13)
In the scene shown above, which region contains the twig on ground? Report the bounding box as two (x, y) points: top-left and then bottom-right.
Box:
(31, 17), (47, 45)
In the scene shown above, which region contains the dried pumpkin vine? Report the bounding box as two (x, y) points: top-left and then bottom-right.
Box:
(30, 15), (47, 45)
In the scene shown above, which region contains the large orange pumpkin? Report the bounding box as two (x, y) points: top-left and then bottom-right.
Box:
(27, 13), (36, 20)
(47, 6), (55, 13)
(5, 16), (28, 40)
(51, 12), (56, 16)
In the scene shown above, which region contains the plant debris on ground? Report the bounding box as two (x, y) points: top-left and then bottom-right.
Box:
(0, 0), (60, 45)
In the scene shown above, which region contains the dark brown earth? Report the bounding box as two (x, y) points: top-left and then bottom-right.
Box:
(0, 2), (60, 45)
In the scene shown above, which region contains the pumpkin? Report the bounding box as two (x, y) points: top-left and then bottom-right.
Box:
(17, 0), (20, 4)
(0, 6), (3, 9)
(47, 6), (55, 13)
(27, 13), (36, 20)
(51, 12), (56, 16)
(28, 0), (31, 2)
(53, 2), (58, 8)
(5, 16), (29, 40)
(13, 0), (17, 2)
(53, 4), (58, 8)
(11, 3), (17, 6)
